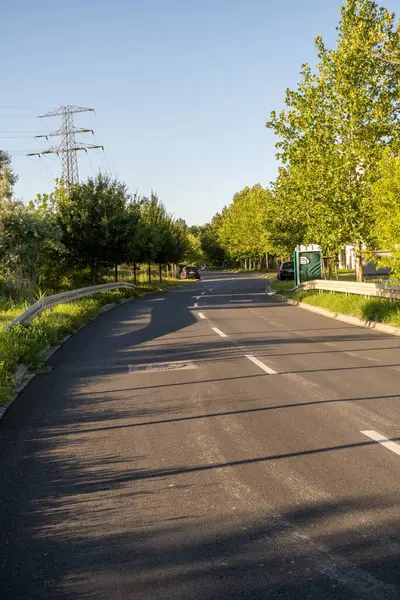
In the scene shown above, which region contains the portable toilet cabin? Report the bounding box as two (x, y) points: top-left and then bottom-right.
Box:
(294, 245), (323, 286)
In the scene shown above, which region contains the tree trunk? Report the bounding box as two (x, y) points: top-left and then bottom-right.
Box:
(334, 253), (339, 281)
(265, 252), (269, 272)
(133, 263), (137, 285)
(355, 244), (363, 282)
(327, 259), (332, 280)
(159, 263), (162, 282)
(148, 264), (152, 283)
(166, 264), (169, 279)
(114, 263), (118, 283)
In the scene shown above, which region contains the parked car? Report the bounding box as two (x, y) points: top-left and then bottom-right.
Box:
(277, 261), (294, 280)
(181, 265), (200, 279)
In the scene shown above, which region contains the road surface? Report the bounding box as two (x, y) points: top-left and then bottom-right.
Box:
(0, 271), (399, 599)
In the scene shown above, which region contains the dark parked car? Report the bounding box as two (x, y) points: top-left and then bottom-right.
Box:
(181, 265), (200, 279)
(277, 261), (294, 281)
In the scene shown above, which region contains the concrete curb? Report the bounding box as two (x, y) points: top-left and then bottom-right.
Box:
(274, 293), (400, 337)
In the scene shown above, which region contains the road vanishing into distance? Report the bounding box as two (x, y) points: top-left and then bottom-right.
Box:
(0, 271), (399, 599)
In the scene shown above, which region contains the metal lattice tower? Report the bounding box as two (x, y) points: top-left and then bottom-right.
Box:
(28, 105), (103, 188)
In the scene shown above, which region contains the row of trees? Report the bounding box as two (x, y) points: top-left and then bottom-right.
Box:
(202, 0), (400, 280)
(0, 168), (195, 298)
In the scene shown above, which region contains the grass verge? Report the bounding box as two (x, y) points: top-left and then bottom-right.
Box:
(0, 280), (189, 407)
(286, 289), (400, 328)
(270, 277), (400, 328)
(271, 279), (295, 294)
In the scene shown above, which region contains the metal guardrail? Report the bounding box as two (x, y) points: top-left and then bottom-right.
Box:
(293, 279), (400, 300)
(7, 282), (136, 329)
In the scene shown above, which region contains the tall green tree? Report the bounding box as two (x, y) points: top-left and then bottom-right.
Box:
(185, 226), (205, 264)
(218, 184), (274, 266)
(56, 174), (131, 284)
(138, 193), (187, 281)
(371, 150), (400, 277)
(201, 214), (228, 267)
(267, 0), (400, 280)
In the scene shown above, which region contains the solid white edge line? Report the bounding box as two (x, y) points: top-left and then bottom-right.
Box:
(198, 312), (206, 319)
(229, 299), (252, 303)
(245, 355), (278, 375)
(361, 430), (400, 457)
(212, 327), (227, 338)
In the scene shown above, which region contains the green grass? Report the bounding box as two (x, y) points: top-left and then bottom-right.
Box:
(270, 276), (400, 328)
(271, 279), (295, 294)
(337, 274), (357, 282)
(0, 278), (188, 407)
(0, 305), (27, 330)
(290, 290), (400, 327)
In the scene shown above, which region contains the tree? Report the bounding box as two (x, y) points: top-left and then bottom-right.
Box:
(218, 184), (274, 267)
(371, 149), (400, 277)
(56, 174), (131, 285)
(0, 151), (17, 200)
(185, 226), (205, 265)
(0, 199), (61, 298)
(201, 214), (228, 267)
(267, 0), (400, 280)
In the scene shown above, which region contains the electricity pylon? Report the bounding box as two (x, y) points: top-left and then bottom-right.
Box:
(27, 105), (103, 188)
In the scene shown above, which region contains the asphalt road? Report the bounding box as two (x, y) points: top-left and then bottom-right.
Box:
(0, 271), (399, 599)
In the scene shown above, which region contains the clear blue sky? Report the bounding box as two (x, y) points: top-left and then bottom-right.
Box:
(2, 0), (398, 225)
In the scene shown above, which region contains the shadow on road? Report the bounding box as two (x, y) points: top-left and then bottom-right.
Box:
(0, 274), (399, 598)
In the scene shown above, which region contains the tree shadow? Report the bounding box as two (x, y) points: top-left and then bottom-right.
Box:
(1, 277), (400, 598)
(1, 428), (399, 599)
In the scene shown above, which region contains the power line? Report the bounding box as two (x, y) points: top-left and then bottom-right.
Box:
(39, 156), (56, 182)
(102, 148), (113, 177)
(86, 150), (97, 177)
(27, 104), (103, 189)
(0, 135), (39, 139)
(93, 111), (114, 177)
(0, 105), (54, 110)
(0, 116), (40, 119)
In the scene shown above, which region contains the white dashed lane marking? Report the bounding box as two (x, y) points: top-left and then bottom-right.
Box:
(361, 430), (400, 457)
(212, 327), (227, 338)
(245, 355), (278, 375)
(198, 313), (206, 319)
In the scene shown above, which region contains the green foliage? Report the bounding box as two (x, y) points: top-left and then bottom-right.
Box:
(56, 174), (132, 283)
(137, 194), (188, 272)
(265, 0), (400, 278)
(0, 151), (17, 199)
(371, 150), (400, 277)
(201, 214), (229, 266)
(292, 289), (400, 326)
(0, 288), (137, 406)
(185, 227), (205, 264)
(218, 185), (273, 261)
(0, 278), (188, 406)
(0, 198), (62, 299)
